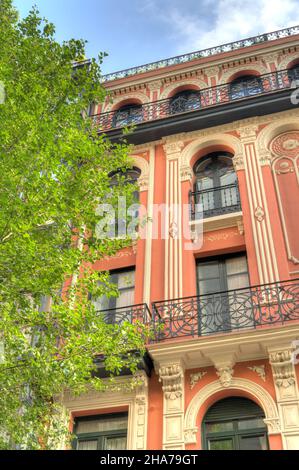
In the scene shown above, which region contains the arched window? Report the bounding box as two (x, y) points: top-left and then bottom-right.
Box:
(108, 167), (141, 237)
(288, 63), (299, 82)
(112, 103), (143, 128)
(230, 75), (262, 100)
(170, 90), (200, 114)
(202, 397), (269, 450)
(193, 152), (240, 217)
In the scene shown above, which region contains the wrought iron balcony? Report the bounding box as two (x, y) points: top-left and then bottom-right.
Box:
(152, 279), (299, 341)
(189, 182), (241, 220)
(97, 303), (151, 325)
(92, 69), (296, 133)
(101, 26), (299, 82)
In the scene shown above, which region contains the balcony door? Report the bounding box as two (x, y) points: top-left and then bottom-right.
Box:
(194, 153), (239, 217)
(196, 254), (250, 334)
(203, 397), (269, 450)
(92, 268), (135, 324)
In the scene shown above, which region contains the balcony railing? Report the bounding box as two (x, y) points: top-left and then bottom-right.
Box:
(97, 303), (151, 325)
(101, 26), (299, 82)
(152, 279), (299, 341)
(92, 69), (296, 132)
(189, 182), (241, 220)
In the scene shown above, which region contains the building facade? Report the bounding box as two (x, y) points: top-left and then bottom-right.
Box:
(63, 27), (299, 451)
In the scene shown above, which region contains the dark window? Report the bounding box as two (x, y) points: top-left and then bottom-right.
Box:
(203, 397), (269, 450)
(193, 153), (240, 218)
(196, 254), (251, 334)
(74, 413), (128, 450)
(113, 104), (143, 127)
(230, 75), (262, 100)
(92, 268), (135, 323)
(288, 64), (299, 82)
(170, 90), (200, 114)
(108, 167), (141, 237)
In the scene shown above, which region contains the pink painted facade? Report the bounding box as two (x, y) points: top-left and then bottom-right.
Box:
(64, 27), (299, 451)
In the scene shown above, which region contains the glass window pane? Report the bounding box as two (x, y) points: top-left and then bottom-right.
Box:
(77, 440), (98, 450)
(76, 415), (128, 434)
(206, 421), (234, 433)
(209, 438), (234, 450)
(197, 262), (220, 280)
(105, 436), (127, 450)
(116, 288), (135, 309)
(239, 435), (268, 450)
(117, 271), (135, 289)
(198, 278), (221, 295)
(226, 256), (248, 275)
(238, 418), (266, 430)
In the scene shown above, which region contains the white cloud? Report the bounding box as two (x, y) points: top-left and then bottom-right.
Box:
(144, 0), (299, 54)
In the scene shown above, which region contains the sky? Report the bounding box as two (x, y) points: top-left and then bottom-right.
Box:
(13, 0), (299, 76)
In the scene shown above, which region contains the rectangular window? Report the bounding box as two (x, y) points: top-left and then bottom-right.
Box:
(196, 254), (251, 334)
(74, 413), (128, 451)
(92, 268), (135, 324)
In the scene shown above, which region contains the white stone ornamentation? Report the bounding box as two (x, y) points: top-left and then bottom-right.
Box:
(159, 364), (183, 400)
(216, 366), (234, 388)
(190, 372), (207, 389)
(248, 365), (266, 382)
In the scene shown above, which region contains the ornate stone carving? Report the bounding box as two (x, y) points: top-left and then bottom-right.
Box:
(263, 418), (281, 434)
(159, 364), (183, 400)
(184, 427), (198, 444)
(232, 153), (245, 171)
(238, 125), (259, 142)
(204, 66), (220, 77)
(216, 366), (234, 388)
(248, 365), (266, 382)
(190, 372), (207, 389)
(270, 131), (299, 157)
(138, 175), (149, 191)
(169, 221), (179, 239)
(254, 206), (265, 222)
(163, 141), (184, 158)
(259, 150), (273, 166)
(147, 80), (163, 91)
(269, 350), (296, 388)
(180, 165), (193, 182)
(237, 219), (245, 236)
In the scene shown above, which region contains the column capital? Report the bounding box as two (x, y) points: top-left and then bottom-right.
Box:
(232, 152), (245, 171)
(163, 141), (185, 159)
(238, 125), (259, 143)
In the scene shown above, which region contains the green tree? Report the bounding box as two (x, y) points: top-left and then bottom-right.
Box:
(0, 0), (148, 449)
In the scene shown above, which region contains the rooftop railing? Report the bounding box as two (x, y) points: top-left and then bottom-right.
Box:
(101, 26), (299, 82)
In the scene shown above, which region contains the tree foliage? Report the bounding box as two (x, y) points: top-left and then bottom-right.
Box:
(0, 0), (147, 449)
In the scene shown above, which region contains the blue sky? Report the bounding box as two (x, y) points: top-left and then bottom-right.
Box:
(13, 0), (299, 75)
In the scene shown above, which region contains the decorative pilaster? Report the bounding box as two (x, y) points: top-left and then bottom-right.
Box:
(159, 361), (185, 450)
(163, 141), (185, 300)
(269, 346), (299, 450)
(134, 371), (149, 450)
(238, 125), (279, 284)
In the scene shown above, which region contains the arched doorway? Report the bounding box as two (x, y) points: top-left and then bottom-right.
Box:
(202, 397), (269, 450)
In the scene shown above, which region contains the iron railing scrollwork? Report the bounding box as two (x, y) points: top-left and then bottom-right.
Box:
(189, 182), (241, 219)
(93, 69), (296, 132)
(152, 279), (299, 341)
(101, 26), (299, 82)
(97, 303), (151, 325)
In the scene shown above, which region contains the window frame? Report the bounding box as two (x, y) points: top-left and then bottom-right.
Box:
(73, 412), (128, 451)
